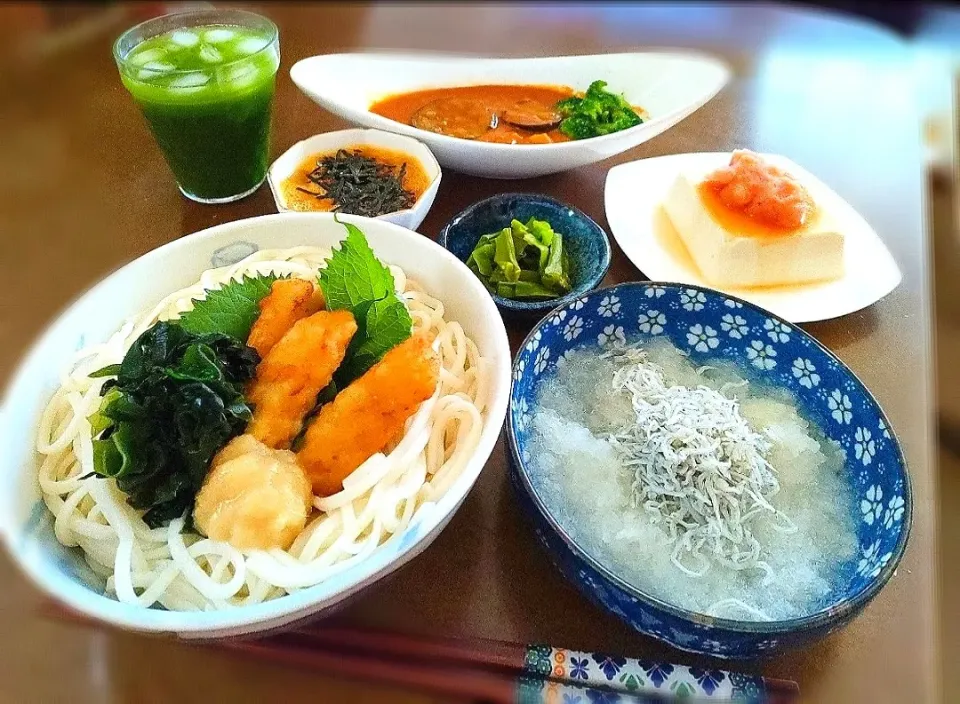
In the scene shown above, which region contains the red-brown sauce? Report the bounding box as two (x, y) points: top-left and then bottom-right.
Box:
(369, 84), (577, 144)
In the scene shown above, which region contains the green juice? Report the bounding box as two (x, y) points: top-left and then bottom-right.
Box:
(118, 24), (280, 202)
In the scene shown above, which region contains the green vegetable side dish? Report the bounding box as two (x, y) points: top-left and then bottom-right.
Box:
(556, 80), (644, 140)
(467, 218), (573, 300)
(87, 219), (413, 527)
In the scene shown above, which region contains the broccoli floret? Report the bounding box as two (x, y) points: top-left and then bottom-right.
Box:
(556, 80), (643, 140)
(557, 114), (598, 140)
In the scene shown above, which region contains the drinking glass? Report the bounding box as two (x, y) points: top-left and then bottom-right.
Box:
(114, 9), (280, 203)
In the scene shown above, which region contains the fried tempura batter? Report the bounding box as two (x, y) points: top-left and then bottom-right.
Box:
(298, 334), (439, 496)
(247, 278), (325, 358)
(247, 309), (357, 449)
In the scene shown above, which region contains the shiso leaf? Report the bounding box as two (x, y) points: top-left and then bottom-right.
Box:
(179, 273), (281, 341)
(319, 218), (413, 386)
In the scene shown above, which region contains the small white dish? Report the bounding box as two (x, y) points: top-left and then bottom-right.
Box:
(267, 129), (442, 231)
(289, 52), (731, 180)
(0, 213), (511, 638)
(604, 152), (902, 323)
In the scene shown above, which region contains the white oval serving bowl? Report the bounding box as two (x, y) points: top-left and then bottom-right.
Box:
(289, 51), (732, 180)
(0, 213), (511, 638)
(267, 129), (442, 231)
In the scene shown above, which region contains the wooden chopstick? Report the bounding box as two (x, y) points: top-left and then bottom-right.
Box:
(289, 625), (522, 671)
(223, 635), (520, 703)
(40, 601), (798, 702)
(39, 603), (662, 703)
(285, 625), (799, 703)
(228, 634), (692, 704)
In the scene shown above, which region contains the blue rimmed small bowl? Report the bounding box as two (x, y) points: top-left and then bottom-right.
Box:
(507, 282), (912, 659)
(438, 194), (612, 319)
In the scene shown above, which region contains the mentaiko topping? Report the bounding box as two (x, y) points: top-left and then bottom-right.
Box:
(702, 150), (815, 232)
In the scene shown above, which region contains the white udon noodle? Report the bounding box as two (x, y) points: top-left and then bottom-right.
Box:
(36, 246), (491, 611)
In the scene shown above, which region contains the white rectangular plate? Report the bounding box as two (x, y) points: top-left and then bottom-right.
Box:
(604, 152), (902, 323)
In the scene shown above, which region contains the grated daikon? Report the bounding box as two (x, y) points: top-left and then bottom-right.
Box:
(604, 346), (795, 583)
(526, 338), (858, 621)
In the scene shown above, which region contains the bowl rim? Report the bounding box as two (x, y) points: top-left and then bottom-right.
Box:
(437, 192), (613, 312)
(289, 50), (732, 153)
(266, 127), (443, 218)
(0, 212), (511, 634)
(507, 280), (913, 634)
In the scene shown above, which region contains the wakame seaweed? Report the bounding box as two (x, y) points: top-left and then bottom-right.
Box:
(298, 149), (416, 218)
(89, 321), (259, 528)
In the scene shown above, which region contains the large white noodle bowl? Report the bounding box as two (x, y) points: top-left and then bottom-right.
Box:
(38, 246), (488, 611)
(0, 213), (511, 637)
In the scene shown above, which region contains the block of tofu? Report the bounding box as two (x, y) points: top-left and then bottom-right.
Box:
(662, 171), (845, 288)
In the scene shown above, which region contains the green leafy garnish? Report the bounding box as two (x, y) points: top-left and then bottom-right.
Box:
(337, 296), (414, 383)
(555, 80), (644, 140)
(89, 321), (259, 528)
(318, 221), (395, 311)
(179, 273), (280, 341)
(466, 217), (573, 300)
(318, 219), (413, 386)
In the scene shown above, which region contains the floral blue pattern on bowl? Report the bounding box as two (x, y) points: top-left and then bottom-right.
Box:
(507, 282), (911, 660)
(438, 193), (612, 318)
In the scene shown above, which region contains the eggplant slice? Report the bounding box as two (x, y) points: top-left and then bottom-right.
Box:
(411, 98), (497, 140)
(500, 99), (562, 130)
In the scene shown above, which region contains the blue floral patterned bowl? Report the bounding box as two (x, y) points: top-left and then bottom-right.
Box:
(438, 193), (612, 319)
(507, 282), (911, 660)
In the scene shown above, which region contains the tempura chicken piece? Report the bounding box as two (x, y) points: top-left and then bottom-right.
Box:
(247, 278), (325, 358)
(298, 334), (440, 496)
(247, 309), (357, 449)
(194, 434), (312, 550)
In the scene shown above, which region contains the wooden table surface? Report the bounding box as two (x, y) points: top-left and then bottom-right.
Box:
(0, 3), (937, 703)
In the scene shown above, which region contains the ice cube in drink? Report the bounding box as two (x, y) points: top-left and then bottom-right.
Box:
(167, 71), (211, 93)
(137, 60), (175, 81)
(169, 30), (199, 48)
(198, 44), (223, 63)
(130, 47), (165, 66)
(203, 28), (235, 44)
(235, 35), (269, 56)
